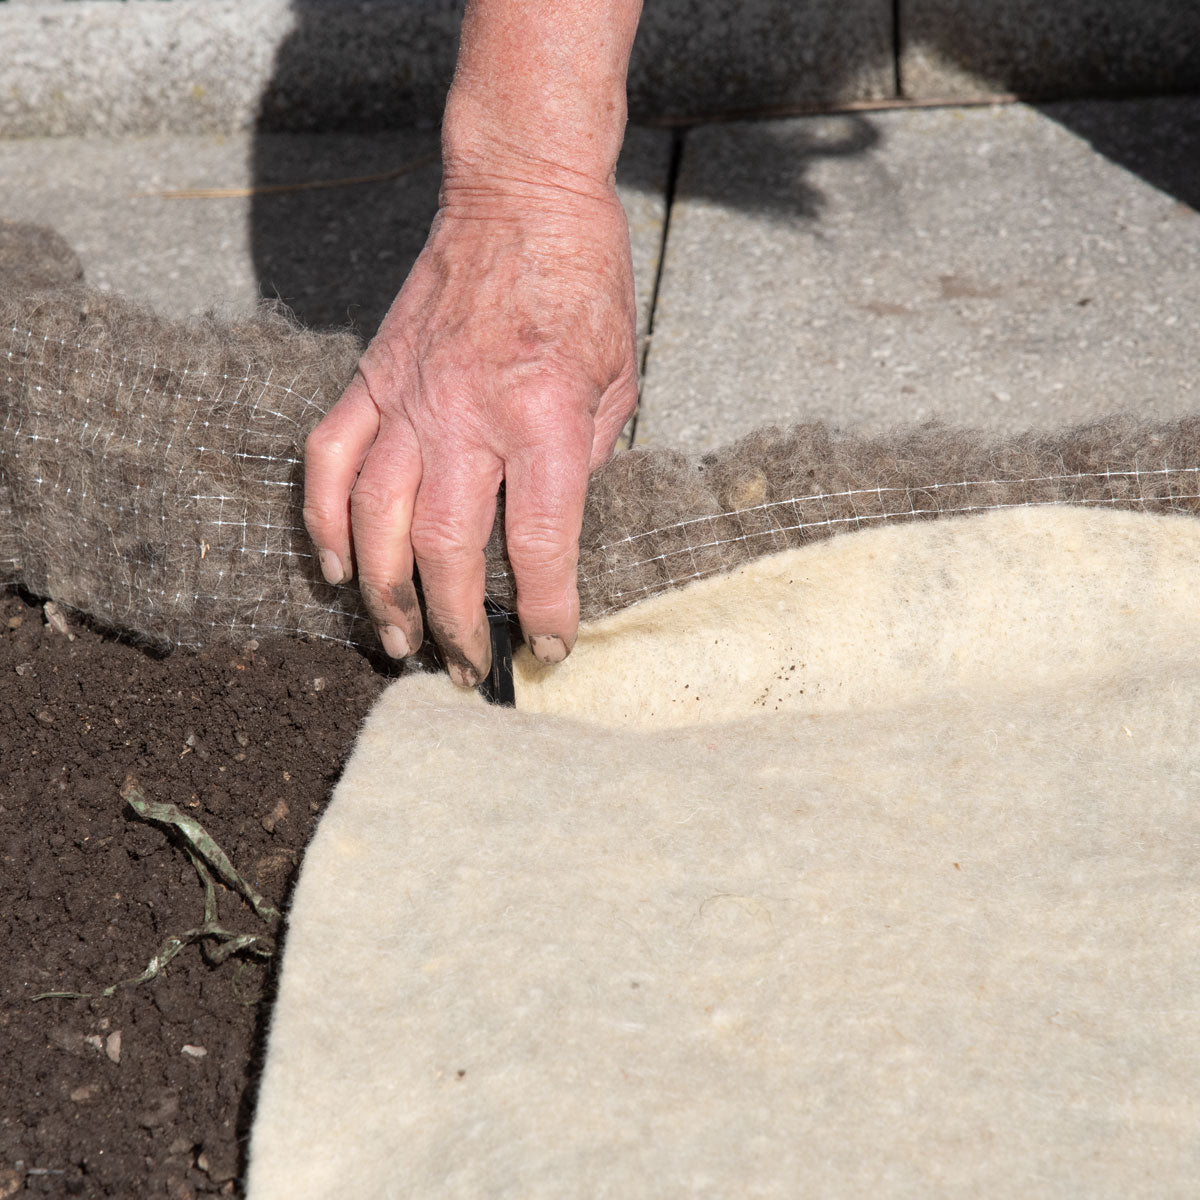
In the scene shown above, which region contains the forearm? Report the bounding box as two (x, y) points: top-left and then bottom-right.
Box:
(442, 0), (643, 197)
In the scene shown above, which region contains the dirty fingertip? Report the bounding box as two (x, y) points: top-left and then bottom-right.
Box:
(445, 644), (491, 689)
(528, 634), (569, 665)
(441, 632), (492, 690)
(447, 661), (482, 689)
(378, 624), (411, 659)
(318, 549), (347, 585)
(388, 582), (425, 655)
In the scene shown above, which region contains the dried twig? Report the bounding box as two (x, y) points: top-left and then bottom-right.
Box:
(33, 776), (279, 1001)
(134, 151), (440, 200)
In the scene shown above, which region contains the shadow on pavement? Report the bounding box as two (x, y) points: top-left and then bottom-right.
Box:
(248, 1), (1200, 339)
(1038, 96), (1200, 214)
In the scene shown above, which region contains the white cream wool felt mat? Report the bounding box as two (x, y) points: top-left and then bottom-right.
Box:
(511, 504), (1200, 728)
(247, 507), (1200, 1199)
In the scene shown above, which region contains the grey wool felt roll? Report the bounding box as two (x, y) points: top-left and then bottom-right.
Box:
(248, 507), (1200, 1199)
(7, 270), (1200, 650)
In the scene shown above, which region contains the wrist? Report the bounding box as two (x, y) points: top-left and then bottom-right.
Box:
(441, 88), (626, 200)
(440, 0), (641, 198)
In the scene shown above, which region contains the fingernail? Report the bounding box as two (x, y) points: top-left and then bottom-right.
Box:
(446, 661), (481, 689)
(378, 624), (411, 659)
(528, 635), (568, 665)
(318, 549), (345, 585)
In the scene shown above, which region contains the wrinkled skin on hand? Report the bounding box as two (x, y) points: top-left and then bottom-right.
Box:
(302, 180), (639, 685)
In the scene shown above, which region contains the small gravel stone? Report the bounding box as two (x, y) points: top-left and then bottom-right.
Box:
(260, 798), (289, 834)
(43, 601), (74, 640)
(139, 1088), (180, 1128)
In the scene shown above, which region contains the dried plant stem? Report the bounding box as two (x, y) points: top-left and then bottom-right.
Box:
(119, 776), (280, 922)
(33, 777), (279, 1001)
(135, 151), (440, 200)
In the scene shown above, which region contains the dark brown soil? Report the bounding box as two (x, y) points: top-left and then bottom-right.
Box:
(0, 588), (388, 1198)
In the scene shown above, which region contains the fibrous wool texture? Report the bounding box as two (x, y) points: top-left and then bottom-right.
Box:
(512, 504), (1200, 727)
(5, 274), (1200, 647)
(248, 507), (1200, 1199)
(1, 287), (361, 646)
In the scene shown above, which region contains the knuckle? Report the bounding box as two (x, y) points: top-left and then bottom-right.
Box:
(506, 376), (589, 434)
(301, 498), (341, 536)
(361, 332), (404, 379)
(518, 373), (577, 409)
(352, 329), (404, 387)
(426, 360), (472, 399)
(409, 512), (471, 563)
(615, 385), (639, 423)
(303, 422), (344, 463)
(355, 356), (393, 405)
(350, 479), (408, 526)
(507, 521), (578, 575)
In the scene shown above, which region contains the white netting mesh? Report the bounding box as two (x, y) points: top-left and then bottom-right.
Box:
(5, 298), (1200, 652)
(1, 299), (368, 646)
(536, 465), (1200, 611)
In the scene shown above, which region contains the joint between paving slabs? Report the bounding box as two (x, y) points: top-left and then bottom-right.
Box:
(627, 126), (687, 451)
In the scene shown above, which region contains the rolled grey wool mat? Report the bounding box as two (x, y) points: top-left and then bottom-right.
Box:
(4, 229), (1200, 648)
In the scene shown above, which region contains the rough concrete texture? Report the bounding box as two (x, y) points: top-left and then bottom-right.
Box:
(0, 133), (277, 319)
(901, 0), (1200, 100)
(0, 0), (462, 138)
(636, 98), (1200, 449)
(0, 126), (671, 342)
(0, 0), (894, 138)
(5, 0), (1196, 136)
(628, 0), (894, 120)
(1, 0), (297, 137)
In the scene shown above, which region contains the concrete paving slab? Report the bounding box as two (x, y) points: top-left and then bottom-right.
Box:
(629, 0), (894, 121)
(0, 126), (672, 344)
(0, 0), (895, 138)
(7, 0), (1195, 134)
(0, 0), (451, 137)
(900, 0), (1200, 100)
(636, 98), (1200, 450)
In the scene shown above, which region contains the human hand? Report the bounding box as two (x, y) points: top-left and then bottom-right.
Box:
(302, 177), (639, 685)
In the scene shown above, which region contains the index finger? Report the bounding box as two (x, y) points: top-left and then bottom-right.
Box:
(302, 373), (380, 585)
